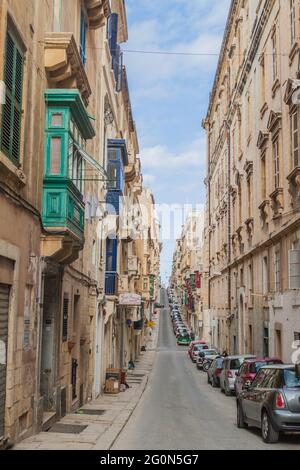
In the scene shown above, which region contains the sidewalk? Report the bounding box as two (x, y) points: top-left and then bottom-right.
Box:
(14, 315), (160, 451)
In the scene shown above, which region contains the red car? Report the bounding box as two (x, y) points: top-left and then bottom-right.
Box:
(234, 357), (283, 395)
(188, 340), (207, 360)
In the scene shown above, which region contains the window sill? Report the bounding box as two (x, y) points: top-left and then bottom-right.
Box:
(272, 78), (280, 98)
(289, 42), (298, 65)
(0, 151), (27, 186)
(260, 102), (268, 119)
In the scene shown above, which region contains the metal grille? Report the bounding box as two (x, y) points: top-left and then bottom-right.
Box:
(62, 296), (69, 342)
(0, 284), (10, 439)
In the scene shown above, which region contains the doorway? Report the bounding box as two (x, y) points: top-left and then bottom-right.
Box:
(275, 328), (282, 359)
(0, 284), (10, 440)
(94, 306), (103, 398)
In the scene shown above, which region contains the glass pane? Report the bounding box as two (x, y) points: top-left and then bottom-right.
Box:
(108, 148), (118, 160)
(51, 113), (62, 127)
(50, 137), (61, 174)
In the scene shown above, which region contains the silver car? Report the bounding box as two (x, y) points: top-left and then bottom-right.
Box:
(220, 355), (256, 396)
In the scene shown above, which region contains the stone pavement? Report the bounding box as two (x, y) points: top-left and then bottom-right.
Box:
(14, 314), (160, 451)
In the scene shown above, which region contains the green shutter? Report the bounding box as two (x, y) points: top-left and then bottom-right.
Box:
(1, 31), (24, 163)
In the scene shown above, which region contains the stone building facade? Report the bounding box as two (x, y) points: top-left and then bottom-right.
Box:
(171, 212), (208, 341)
(0, 0), (160, 446)
(203, 0), (300, 361)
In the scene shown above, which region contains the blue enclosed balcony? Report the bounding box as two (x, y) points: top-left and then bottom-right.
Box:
(105, 272), (117, 295)
(106, 139), (128, 215)
(105, 238), (118, 296)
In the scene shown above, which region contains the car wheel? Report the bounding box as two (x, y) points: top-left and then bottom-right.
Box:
(261, 411), (279, 444)
(237, 402), (248, 429)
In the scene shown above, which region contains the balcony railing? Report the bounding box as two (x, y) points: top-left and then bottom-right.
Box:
(105, 272), (117, 295)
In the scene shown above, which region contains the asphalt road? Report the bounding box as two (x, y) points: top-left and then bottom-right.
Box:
(112, 289), (300, 450)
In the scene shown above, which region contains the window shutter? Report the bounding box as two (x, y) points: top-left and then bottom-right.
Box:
(289, 249), (300, 289)
(62, 296), (69, 341)
(108, 13), (118, 57)
(1, 32), (24, 162)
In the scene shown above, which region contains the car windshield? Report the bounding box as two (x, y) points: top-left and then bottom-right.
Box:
(284, 370), (300, 388)
(205, 350), (217, 355)
(229, 359), (242, 370)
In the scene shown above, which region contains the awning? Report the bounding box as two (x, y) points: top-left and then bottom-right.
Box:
(75, 143), (107, 178)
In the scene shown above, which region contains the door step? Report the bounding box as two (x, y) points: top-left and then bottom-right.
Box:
(42, 411), (57, 432)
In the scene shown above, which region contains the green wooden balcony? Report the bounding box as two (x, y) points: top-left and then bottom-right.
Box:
(41, 89), (95, 263)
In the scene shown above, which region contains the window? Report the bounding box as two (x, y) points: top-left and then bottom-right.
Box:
(69, 119), (85, 193)
(80, 9), (87, 66)
(107, 145), (124, 191)
(275, 247), (281, 292)
(260, 53), (266, 105)
(263, 256), (268, 294)
(92, 240), (96, 265)
(0, 30), (24, 162)
(272, 30), (278, 81)
(248, 262), (253, 295)
(247, 175), (253, 218)
(62, 295), (69, 342)
(106, 238), (117, 272)
(49, 137), (62, 174)
(291, 109), (299, 167)
(263, 327), (269, 357)
(273, 138), (280, 189)
(284, 369), (300, 388)
(261, 151), (267, 198)
(290, 0), (296, 46)
(240, 267), (244, 287)
(252, 369), (267, 388)
(289, 247), (300, 289)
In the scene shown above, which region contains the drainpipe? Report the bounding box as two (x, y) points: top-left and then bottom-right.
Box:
(35, 257), (46, 432)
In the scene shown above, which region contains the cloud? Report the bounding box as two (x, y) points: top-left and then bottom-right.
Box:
(142, 174), (156, 185)
(140, 138), (206, 170)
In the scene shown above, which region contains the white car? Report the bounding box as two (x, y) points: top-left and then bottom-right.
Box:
(220, 355), (256, 396)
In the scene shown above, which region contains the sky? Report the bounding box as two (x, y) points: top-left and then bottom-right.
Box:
(124, 0), (231, 284)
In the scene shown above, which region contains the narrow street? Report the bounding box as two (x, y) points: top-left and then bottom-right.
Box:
(112, 289), (300, 450)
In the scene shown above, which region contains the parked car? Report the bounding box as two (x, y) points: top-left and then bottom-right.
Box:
(202, 354), (220, 371)
(235, 358), (283, 395)
(176, 327), (189, 338)
(188, 340), (208, 360)
(220, 355), (256, 396)
(237, 364), (300, 443)
(190, 343), (209, 362)
(207, 356), (224, 387)
(196, 349), (219, 369)
(177, 333), (191, 346)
